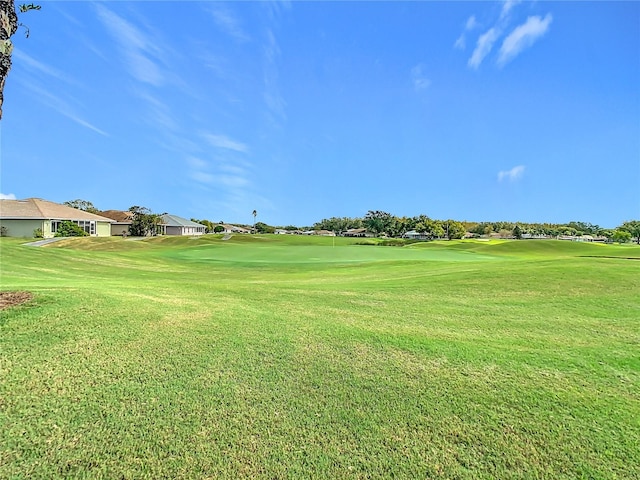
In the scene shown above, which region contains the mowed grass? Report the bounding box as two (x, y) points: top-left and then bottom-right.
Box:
(1, 235), (639, 479)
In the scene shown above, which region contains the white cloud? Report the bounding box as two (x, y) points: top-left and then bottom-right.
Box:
(22, 82), (108, 136)
(411, 64), (431, 91)
(186, 156), (209, 170)
(263, 29), (287, 126)
(214, 174), (250, 188)
(95, 4), (165, 86)
(12, 49), (74, 84)
(498, 165), (525, 182)
(0, 193), (17, 200)
(454, 15), (479, 50)
(500, 0), (522, 20)
(202, 133), (249, 153)
(209, 4), (250, 42)
(190, 169), (250, 189)
(190, 171), (216, 184)
(498, 14), (553, 66)
(468, 28), (499, 69)
(219, 164), (248, 176)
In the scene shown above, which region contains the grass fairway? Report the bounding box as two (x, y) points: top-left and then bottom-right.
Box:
(1, 236), (639, 479)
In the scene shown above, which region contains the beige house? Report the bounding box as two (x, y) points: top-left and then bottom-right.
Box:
(0, 198), (113, 238)
(99, 210), (134, 236)
(220, 224), (251, 234)
(343, 228), (370, 237)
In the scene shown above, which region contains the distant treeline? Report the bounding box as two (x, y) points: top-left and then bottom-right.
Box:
(311, 212), (639, 242)
(194, 211), (639, 243)
(63, 199), (640, 244)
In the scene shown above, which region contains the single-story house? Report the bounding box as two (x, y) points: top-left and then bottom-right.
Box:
(402, 230), (429, 240)
(521, 233), (551, 239)
(0, 198), (113, 238)
(218, 224), (251, 234)
(161, 214), (206, 236)
(214, 224), (234, 234)
(315, 230), (336, 237)
(343, 228), (370, 237)
(99, 210), (134, 236)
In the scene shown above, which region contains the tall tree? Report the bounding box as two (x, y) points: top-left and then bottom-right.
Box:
(441, 220), (466, 240)
(314, 216), (362, 234)
(0, 2), (39, 119)
(363, 210), (393, 237)
(619, 220), (640, 245)
(513, 225), (523, 239)
(128, 206), (162, 237)
(254, 222), (275, 234)
(0, 1), (18, 119)
(252, 210), (257, 232)
(612, 229), (631, 244)
(64, 199), (99, 214)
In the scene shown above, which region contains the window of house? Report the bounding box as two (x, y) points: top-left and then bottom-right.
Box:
(51, 220), (96, 235)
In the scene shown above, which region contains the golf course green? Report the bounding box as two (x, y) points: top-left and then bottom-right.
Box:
(1, 235), (638, 478)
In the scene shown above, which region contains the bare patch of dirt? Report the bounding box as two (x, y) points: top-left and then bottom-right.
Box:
(0, 291), (33, 310)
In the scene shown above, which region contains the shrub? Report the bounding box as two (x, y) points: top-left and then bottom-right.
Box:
(33, 228), (44, 238)
(354, 239), (379, 246)
(55, 221), (88, 237)
(0, 226), (7, 237)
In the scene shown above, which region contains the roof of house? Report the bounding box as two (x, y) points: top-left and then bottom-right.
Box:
(161, 214), (206, 228)
(0, 198), (114, 222)
(99, 210), (134, 223)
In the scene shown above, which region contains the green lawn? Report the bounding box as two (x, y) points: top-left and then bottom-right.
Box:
(1, 236), (639, 479)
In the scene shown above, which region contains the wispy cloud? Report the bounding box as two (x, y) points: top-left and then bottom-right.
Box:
(22, 82), (108, 136)
(208, 4), (250, 42)
(265, 0), (292, 22)
(454, 15), (479, 50)
(0, 193), (17, 200)
(498, 165), (525, 182)
(202, 133), (249, 153)
(498, 14), (553, 66)
(186, 156), (209, 170)
(263, 28), (287, 126)
(468, 28), (500, 69)
(134, 90), (179, 133)
(411, 64), (431, 91)
(187, 155), (251, 190)
(500, 0), (522, 20)
(94, 4), (165, 86)
(461, 1), (549, 68)
(12, 49), (72, 83)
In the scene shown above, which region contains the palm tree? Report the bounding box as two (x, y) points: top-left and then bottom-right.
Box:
(0, 1), (19, 120)
(252, 210), (257, 233)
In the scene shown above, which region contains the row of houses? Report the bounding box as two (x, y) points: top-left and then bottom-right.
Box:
(0, 198), (211, 238)
(280, 228), (372, 237)
(2, 198), (618, 242)
(0, 198), (373, 239)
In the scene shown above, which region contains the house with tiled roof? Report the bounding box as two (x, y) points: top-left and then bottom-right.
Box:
(99, 210), (134, 236)
(160, 214), (206, 236)
(0, 198), (114, 238)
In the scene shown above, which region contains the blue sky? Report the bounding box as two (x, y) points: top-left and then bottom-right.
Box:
(1, 1), (638, 228)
